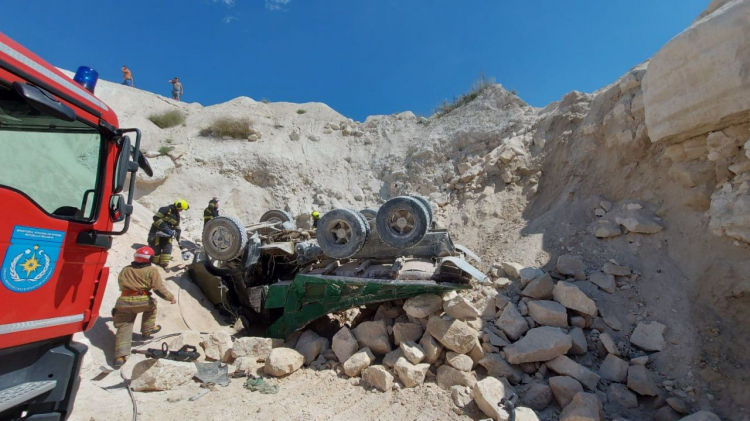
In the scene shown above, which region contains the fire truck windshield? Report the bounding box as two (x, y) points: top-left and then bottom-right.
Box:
(0, 86), (103, 221)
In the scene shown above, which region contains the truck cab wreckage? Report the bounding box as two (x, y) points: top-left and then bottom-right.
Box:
(189, 195), (485, 339)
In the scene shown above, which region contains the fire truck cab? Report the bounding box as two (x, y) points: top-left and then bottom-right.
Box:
(0, 32), (148, 420)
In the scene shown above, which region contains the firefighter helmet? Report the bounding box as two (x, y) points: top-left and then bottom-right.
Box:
(134, 246), (155, 263)
(174, 199), (189, 210)
(311, 211), (321, 220)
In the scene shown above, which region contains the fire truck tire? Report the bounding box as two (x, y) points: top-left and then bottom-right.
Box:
(408, 194), (434, 225)
(360, 207), (378, 231)
(203, 216), (248, 261)
(317, 208), (368, 259)
(376, 196), (430, 249)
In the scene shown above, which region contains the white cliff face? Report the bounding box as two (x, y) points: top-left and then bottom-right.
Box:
(90, 0), (750, 279)
(90, 72), (541, 243)
(642, 0), (750, 144)
(88, 1), (750, 264)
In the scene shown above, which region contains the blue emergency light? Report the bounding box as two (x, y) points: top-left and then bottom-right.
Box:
(73, 66), (98, 93)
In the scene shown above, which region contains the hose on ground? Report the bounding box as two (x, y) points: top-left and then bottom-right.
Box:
(122, 327), (212, 421)
(119, 333), (183, 421)
(178, 275), (193, 331)
(120, 369), (138, 421)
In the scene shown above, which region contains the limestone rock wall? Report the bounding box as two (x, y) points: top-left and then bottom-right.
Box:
(642, 0), (750, 144)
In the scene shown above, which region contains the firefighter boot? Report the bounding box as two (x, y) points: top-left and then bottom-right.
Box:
(141, 324), (162, 339)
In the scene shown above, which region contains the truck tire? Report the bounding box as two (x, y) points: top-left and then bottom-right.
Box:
(376, 196), (430, 248)
(200, 251), (237, 277)
(408, 194), (434, 225)
(259, 209), (294, 225)
(360, 207), (378, 231)
(348, 208), (371, 235)
(317, 208), (369, 259)
(203, 216), (248, 261)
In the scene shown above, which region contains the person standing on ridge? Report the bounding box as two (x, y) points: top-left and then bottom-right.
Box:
(122, 66), (134, 86)
(169, 77), (183, 101)
(112, 246), (176, 368)
(203, 197), (220, 226)
(148, 199), (188, 268)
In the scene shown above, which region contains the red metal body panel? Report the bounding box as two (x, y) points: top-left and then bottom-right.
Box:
(0, 32), (118, 125)
(0, 32), (121, 349)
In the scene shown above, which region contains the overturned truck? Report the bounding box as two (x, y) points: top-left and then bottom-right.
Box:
(189, 195), (485, 339)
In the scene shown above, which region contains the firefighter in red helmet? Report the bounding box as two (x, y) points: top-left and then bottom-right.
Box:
(112, 246), (176, 368)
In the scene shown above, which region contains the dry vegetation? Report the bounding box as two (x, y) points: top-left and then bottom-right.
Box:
(200, 117), (253, 139)
(158, 145), (174, 155)
(434, 73), (495, 117)
(148, 110), (186, 128)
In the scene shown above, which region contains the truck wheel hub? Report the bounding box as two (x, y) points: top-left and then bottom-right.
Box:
(209, 226), (233, 252)
(329, 220), (352, 244)
(389, 209), (415, 235)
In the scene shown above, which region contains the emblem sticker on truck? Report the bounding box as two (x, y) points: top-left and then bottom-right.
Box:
(1, 226), (65, 293)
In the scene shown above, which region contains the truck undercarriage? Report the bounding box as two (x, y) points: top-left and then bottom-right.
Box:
(188, 196), (485, 339)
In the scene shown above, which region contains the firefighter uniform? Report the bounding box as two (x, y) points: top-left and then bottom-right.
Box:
(148, 204), (182, 268)
(203, 198), (219, 226)
(113, 261), (175, 360)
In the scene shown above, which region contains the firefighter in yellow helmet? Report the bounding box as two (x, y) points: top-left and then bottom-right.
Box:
(311, 211), (321, 229)
(148, 199), (189, 268)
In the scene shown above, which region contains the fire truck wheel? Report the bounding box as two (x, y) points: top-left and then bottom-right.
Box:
(360, 207), (378, 231)
(376, 196), (429, 249)
(408, 194), (434, 225)
(317, 208), (369, 259)
(203, 216), (248, 261)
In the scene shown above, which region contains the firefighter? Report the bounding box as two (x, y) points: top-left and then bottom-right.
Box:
(311, 211), (321, 229)
(148, 199), (188, 268)
(203, 197), (220, 226)
(113, 246), (176, 368)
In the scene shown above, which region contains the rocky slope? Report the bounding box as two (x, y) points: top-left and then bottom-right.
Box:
(76, 1), (749, 419)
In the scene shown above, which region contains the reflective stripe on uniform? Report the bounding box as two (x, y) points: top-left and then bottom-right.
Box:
(154, 212), (179, 227)
(113, 296), (157, 358)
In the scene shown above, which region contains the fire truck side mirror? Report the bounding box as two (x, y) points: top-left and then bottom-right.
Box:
(109, 194), (132, 223)
(114, 136), (138, 194)
(100, 127), (141, 237)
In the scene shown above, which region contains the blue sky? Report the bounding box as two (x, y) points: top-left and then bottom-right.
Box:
(1, 1), (707, 121)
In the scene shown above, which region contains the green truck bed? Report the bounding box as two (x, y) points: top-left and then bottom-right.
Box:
(264, 273), (471, 339)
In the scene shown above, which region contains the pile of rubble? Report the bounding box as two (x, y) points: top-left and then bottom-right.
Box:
(128, 250), (720, 421)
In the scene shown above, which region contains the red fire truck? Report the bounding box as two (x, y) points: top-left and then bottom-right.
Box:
(0, 32), (150, 419)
